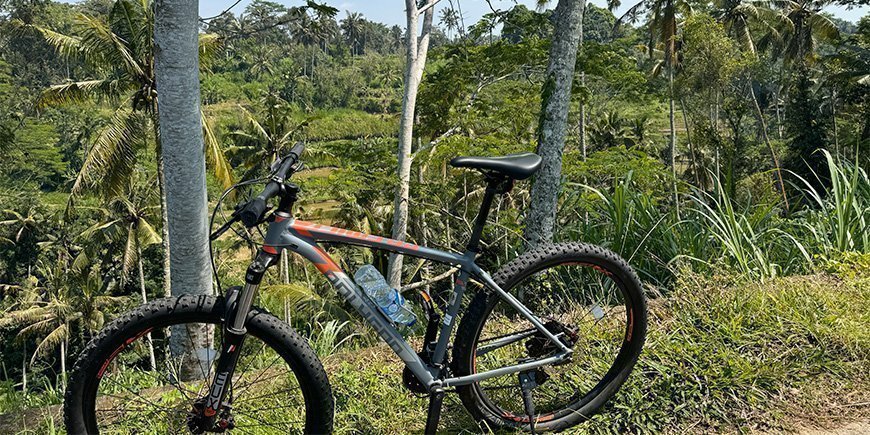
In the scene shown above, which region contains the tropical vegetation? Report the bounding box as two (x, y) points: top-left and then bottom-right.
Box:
(0, 0), (867, 432)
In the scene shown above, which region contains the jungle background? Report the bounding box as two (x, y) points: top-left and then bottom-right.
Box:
(0, 0), (868, 432)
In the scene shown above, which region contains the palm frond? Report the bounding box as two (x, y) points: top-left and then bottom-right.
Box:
(37, 79), (129, 109)
(202, 110), (235, 190)
(199, 33), (222, 72)
(137, 219), (161, 247)
(71, 107), (147, 200)
(17, 21), (83, 59)
(238, 104), (271, 143)
(0, 307), (51, 328)
(110, 0), (147, 58)
(807, 13), (839, 41)
(263, 283), (353, 323)
(31, 323), (68, 364)
(76, 13), (145, 78)
(121, 226), (138, 281)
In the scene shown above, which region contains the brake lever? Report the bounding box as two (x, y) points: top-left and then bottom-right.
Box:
(210, 215), (239, 241)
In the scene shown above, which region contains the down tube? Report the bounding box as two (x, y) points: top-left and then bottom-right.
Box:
(273, 226), (438, 388)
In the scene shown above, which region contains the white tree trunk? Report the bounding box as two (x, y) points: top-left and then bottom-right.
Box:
(387, 0), (437, 288)
(138, 246), (157, 371)
(154, 0), (214, 381)
(523, 0), (585, 249)
(21, 344), (27, 395)
(60, 337), (66, 389)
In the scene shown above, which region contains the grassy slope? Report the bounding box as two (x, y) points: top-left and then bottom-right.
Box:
(325, 272), (869, 434)
(2, 271), (867, 434)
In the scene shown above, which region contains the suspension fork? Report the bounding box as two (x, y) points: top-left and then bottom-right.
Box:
(201, 250), (277, 419)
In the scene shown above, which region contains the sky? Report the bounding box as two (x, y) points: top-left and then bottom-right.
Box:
(57, 0), (869, 28)
(195, 0), (868, 26)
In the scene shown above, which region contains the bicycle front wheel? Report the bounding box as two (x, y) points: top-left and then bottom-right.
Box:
(453, 243), (647, 432)
(64, 295), (333, 434)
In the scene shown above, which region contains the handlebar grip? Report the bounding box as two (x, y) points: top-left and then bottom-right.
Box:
(239, 197), (267, 228)
(238, 143), (305, 228)
(288, 142), (305, 160)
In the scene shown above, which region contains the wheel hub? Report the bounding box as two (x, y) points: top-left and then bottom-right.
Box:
(525, 318), (579, 362)
(187, 398), (235, 433)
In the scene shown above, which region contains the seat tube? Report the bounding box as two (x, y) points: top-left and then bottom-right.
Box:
(431, 264), (472, 368)
(466, 183), (498, 253)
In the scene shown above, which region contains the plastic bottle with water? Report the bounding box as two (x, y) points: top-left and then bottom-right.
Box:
(354, 265), (416, 327)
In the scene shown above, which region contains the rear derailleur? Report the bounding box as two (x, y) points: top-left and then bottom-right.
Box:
(525, 318), (579, 363)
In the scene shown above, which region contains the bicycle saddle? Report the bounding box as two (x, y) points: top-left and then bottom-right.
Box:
(449, 152), (542, 180)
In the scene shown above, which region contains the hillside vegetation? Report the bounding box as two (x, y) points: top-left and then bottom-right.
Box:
(0, 0), (867, 432)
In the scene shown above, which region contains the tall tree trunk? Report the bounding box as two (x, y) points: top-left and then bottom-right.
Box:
(523, 0), (585, 250)
(155, 0), (214, 381)
(680, 98), (700, 187)
(668, 65), (679, 217)
(831, 88), (839, 158)
(21, 343), (26, 395)
(59, 336), (66, 389)
(155, 132), (171, 298)
(280, 251), (290, 284)
(748, 81), (789, 209)
(775, 85), (784, 139)
(387, 0), (437, 288)
(137, 245), (157, 371)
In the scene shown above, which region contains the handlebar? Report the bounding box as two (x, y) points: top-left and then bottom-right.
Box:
(237, 142), (305, 228)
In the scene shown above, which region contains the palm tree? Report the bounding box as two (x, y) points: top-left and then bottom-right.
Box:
(340, 11), (365, 56)
(767, 0), (839, 66)
(0, 206), (42, 281)
(78, 177), (160, 369)
(22, 0), (232, 296)
(714, 0), (791, 207)
(613, 0), (693, 212)
(0, 262), (127, 387)
(229, 94), (314, 179)
(439, 7), (460, 40)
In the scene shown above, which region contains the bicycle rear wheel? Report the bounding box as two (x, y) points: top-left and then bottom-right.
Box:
(64, 295), (333, 434)
(453, 243), (647, 432)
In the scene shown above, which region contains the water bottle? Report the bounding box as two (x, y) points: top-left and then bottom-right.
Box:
(354, 265), (416, 326)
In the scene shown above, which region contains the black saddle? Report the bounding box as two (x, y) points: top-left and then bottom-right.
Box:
(449, 152), (542, 180)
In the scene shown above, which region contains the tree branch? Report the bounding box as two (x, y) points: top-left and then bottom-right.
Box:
(200, 0), (244, 22)
(417, 0), (441, 16)
(401, 266), (458, 292)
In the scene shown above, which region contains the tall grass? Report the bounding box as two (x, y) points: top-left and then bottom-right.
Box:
(794, 149), (869, 257)
(686, 179), (811, 282)
(561, 172), (679, 290)
(558, 153), (870, 288)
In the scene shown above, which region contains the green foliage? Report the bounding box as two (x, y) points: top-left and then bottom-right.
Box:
(0, 0), (868, 427)
(784, 65), (831, 189)
(794, 149), (869, 255)
(688, 178), (810, 281)
(1, 122), (65, 189)
(572, 273), (869, 433)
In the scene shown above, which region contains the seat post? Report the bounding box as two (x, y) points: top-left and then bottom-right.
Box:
(466, 175), (512, 253)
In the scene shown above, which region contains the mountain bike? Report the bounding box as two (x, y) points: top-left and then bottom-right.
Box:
(64, 143), (647, 434)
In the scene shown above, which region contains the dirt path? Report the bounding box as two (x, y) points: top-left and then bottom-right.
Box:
(798, 421), (870, 435)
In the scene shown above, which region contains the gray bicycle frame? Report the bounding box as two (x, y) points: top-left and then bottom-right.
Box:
(256, 213), (573, 391)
